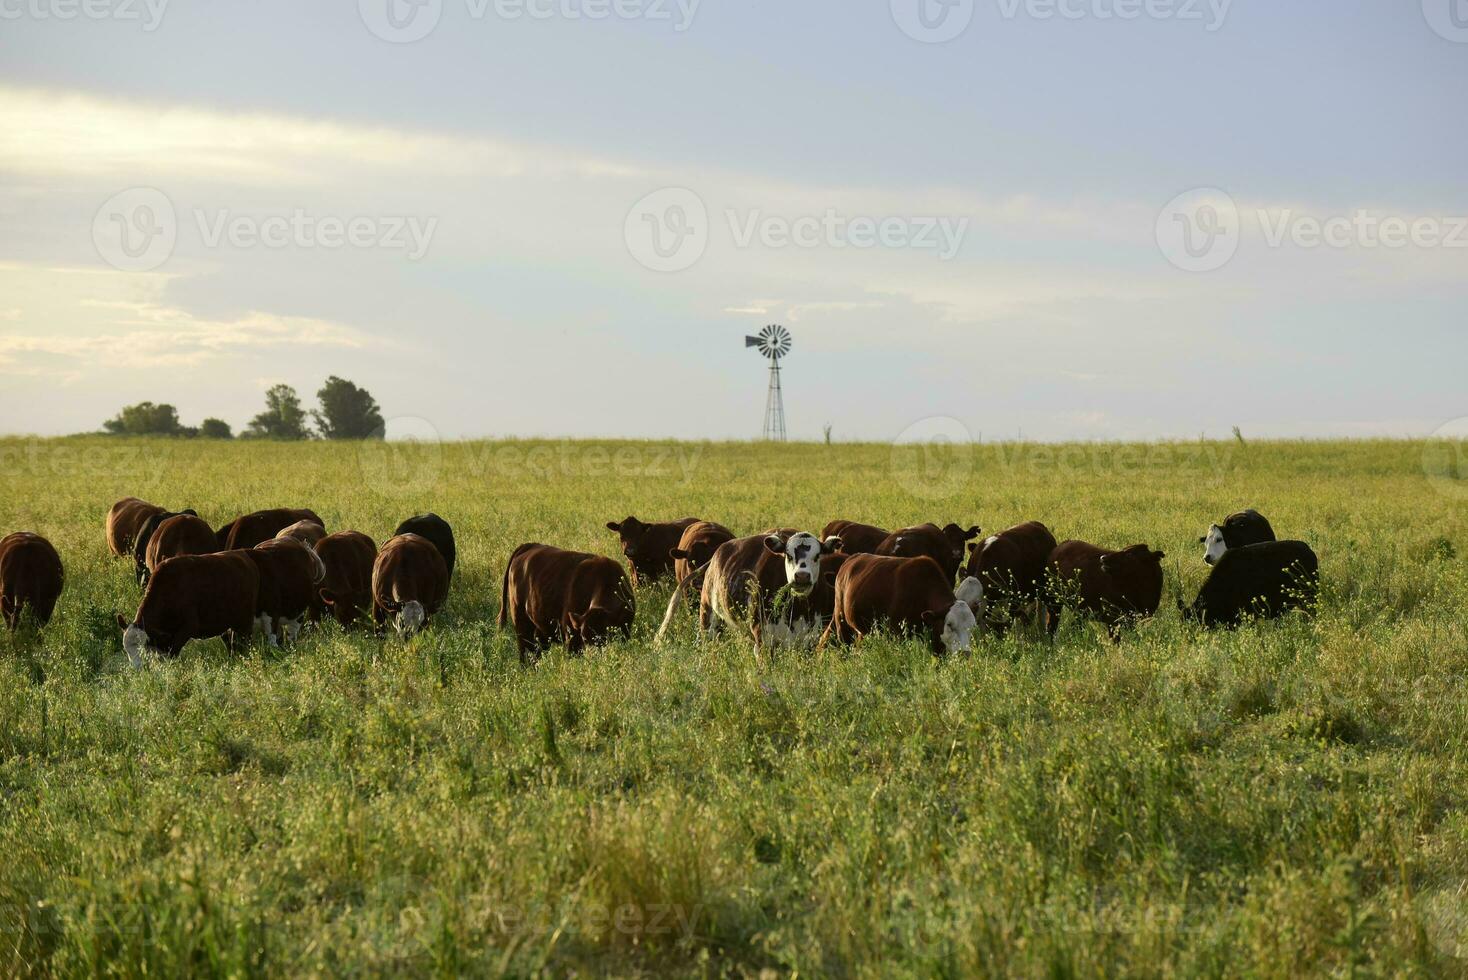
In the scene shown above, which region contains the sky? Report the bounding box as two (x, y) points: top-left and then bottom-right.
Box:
(1, 0), (1465, 443)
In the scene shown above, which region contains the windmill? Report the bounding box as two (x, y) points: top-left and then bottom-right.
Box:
(745, 324), (791, 441)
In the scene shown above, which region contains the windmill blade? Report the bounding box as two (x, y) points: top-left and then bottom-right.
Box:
(744, 336), (762, 348)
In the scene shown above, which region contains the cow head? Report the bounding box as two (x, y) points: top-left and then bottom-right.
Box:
(942, 523), (983, 565)
(396, 600), (426, 637)
(319, 586), (369, 627)
(1200, 525), (1227, 565)
(921, 599), (979, 655)
(606, 516), (655, 580)
(763, 532), (841, 596)
(567, 606), (618, 651)
(115, 613), (151, 669)
(1100, 545), (1166, 577)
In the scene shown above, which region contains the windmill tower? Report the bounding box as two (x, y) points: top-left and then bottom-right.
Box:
(745, 324), (791, 441)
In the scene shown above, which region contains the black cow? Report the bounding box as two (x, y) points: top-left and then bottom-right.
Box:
(1184, 540), (1318, 627)
(1201, 509), (1276, 565)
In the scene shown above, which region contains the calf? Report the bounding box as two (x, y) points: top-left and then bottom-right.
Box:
(876, 522), (982, 581)
(1046, 540), (1165, 639)
(499, 544), (635, 663)
(144, 514), (218, 579)
(822, 520), (890, 555)
(656, 529), (843, 648)
(106, 497), (164, 557)
(118, 551), (259, 665)
(372, 533), (449, 636)
(605, 515), (699, 585)
(218, 508), (325, 551)
(247, 538), (327, 646)
(821, 554), (983, 655)
(669, 520), (735, 590)
(0, 532), (64, 629)
(275, 520), (327, 548)
(1201, 509), (1276, 565)
(1184, 540), (1318, 627)
(393, 513), (456, 578)
(315, 531), (379, 627)
(964, 521), (1057, 636)
(132, 509), (202, 583)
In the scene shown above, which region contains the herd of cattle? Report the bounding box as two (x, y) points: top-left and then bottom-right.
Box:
(0, 498), (1320, 665)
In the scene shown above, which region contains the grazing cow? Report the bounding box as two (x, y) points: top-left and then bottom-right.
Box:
(1046, 541), (1166, 639)
(247, 538), (328, 646)
(1201, 509), (1276, 565)
(372, 534), (450, 637)
(0, 532), (64, 629)
(132, 509), (202, 583)
(218, 508), (325, 551)
(656, 529), (844, 648)
(393, 513), (456, 578)
(1184, 540), (1319, 627)
(275, 520), (327, 548)
(315, 531), (379, 627)
(821, 554), (983, 655)
(144, 514), (218, 580)
(822, 521), (890, 556)
(106, 497), (165, 557)
(118, 551), (260, 666)
(605, 516), (700, 585)
(669, 520), (736, 590)
(964, 521), (1058, 636)
(499, 544), (635, 663)
(876, 522), (982, 581)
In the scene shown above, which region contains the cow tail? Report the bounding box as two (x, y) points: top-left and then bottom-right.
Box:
(654, 556), (711, 647)
(498, 543), (533, 628)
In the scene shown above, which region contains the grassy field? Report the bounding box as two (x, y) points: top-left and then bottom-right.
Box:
(1, 435), (1466, 977)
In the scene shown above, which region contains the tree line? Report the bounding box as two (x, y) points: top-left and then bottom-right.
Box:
(101, 377), (386, 441)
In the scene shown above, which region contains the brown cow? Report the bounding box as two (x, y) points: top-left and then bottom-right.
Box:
(144, 514), (218, 579)
(218, 508), (325, 551)
(876, 523), (982, 581)
(1045, 540), (1165, 639)
(247, 538), (327, 646)
(670, 520), (736, 590)
(118, 551), (260, 665)
(821, 554), (983, 655)
(373, 534), (449, 636)
(106, 497), (165, 557)
(605, 516), (699, 585)
(0, 532), (64, 629)
(963, 521), (1058, 636)
(656, 529), (844, 649)
(499, 544), (635, 663)
(315, 531), (378, 627)
(275, 520), (327, 548)
(822, 521), (890, 556)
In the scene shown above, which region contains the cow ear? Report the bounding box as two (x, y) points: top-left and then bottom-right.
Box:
(1152, 550), (1166, 562)
(966, 526), (981, 539)
(921, 609), (944, 627)
(605, 522), (622, 532)
(319, 588), (337, 606)
(967, 541), (978, 554)
(763, 535), (787, 555)
(114, 612), (128, 631)
(567, 612), (585, 632)
(822, 570), (838, 588)
(1198, 535), (1206, 544)
(670, 548), (688, 560)
(822, 535), (843, 553)
(1098, 556), (1113, 573)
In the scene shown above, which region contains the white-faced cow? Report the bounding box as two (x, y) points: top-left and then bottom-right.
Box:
(118, 551), (260, 666)
(963, 521), (1057, 636)
(372, 533), (449, 637)
(0, 532), (63, 630)
(247, 538), (327, 646)
(499, 543), (635, 664)
(1200, 509), (1276, 565)
(821, 554), (983, 656)
(393, 514), (456, 578)
(1184, 540), (1318, 627)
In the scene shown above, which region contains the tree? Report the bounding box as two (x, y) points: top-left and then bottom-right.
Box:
(313, 376), (385, 440)
(246, 384), (312, 440)
(102, 401), (184, 436)
(199, 418), (234, 439)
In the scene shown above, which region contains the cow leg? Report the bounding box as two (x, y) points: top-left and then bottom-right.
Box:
(1, 594), (16, 631)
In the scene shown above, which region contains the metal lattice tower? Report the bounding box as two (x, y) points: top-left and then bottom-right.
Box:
(745, 325), (791, 441)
